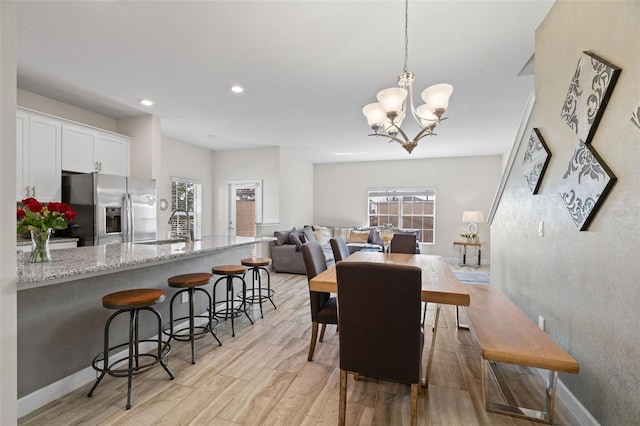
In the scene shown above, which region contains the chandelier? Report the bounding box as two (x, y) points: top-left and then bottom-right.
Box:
(362, 0), (453, 154)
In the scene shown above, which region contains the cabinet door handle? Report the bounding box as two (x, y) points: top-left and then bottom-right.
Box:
(99, 161), (102, 171)
(32, 186), (36, 197)
(25, 186), (30, 197)
(94, 161), (99, 171)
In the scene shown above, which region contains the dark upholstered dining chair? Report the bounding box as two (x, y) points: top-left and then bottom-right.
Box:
(330, 237), (350, 262)
(301, 241), (338, 361)
(336, 261), (423, 426)
(390, 232), (419, 254)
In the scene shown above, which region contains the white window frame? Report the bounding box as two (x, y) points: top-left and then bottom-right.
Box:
(367, 188), (436, 244)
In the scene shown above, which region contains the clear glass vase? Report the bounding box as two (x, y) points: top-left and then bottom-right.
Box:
(381, 223), (394, 255)
(30, 228), (52, 263)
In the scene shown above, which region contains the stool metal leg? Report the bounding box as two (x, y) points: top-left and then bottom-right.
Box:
(260, 266), (276, 310)
(89, 307), (173, 409)
(126, 309), (138, 409)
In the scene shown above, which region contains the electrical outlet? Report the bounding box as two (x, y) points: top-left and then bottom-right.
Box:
(538, 315), (545, 331)
(181, 292), (189, 304)
(538, 221), (544, 237)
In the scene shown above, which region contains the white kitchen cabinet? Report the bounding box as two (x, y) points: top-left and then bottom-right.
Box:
(16, 110), (62, 202)
(95, 132), (130, 176)
(62, 124), (130, 176)
(61, 123), (96, 173)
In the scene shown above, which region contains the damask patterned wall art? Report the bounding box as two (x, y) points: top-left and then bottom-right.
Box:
(632, 103), (640, 130)
(521, 128), (551, 194)
(560, 51), (621, 144)
(558, 143), (616, 231)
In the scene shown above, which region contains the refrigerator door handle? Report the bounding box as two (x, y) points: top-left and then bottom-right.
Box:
(128, 193), (135, 243)
(122, 194), (129, 243)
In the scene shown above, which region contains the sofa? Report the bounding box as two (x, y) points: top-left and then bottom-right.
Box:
(270, 226), (335, 274)
(270, 225), (414, 274)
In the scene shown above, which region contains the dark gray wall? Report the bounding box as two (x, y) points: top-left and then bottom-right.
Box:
(490, 1), (640, 424)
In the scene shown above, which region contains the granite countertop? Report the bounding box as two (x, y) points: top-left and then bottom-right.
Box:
(17, 236), (79, 246)
(18, 235), (275, 289)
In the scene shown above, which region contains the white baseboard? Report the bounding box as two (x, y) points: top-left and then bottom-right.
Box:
(18, 316), (209, 418)
(533, 368), (600, 426)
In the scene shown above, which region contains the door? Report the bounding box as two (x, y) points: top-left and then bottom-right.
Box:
(227, 180), (262, 237)
(127, 177), (157, 243)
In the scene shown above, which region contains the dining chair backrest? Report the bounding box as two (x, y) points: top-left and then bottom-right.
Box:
(336, 261), (422, 384)
(301, 241), (330, 322)
(330, 237), (350, 262)
(391, 233), (419, 254)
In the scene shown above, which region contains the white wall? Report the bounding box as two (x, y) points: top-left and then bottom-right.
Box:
(314, 155), (501, 260)
(117, 115), (162, 180)
(1, 2), (18, 423)
(17, 89), (117, 132)
(278, 147), (314, 229)
(158, 135), (216, 237)
(491, 1), (640, 424)
(210, 147), (281, 234)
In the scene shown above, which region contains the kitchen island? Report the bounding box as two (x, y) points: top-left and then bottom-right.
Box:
(17, 235), (274, 416)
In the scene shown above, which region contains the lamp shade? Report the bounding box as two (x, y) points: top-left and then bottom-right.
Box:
(376, 87), (408, 114)
(362, 103), (387, 127)
(462, 210), (484, 223)
(421, 83), (453, 113)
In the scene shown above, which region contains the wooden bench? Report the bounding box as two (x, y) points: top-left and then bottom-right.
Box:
(463, 284), (579, 424)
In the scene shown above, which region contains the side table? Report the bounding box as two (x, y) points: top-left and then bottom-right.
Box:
(453, 241), (483, 267)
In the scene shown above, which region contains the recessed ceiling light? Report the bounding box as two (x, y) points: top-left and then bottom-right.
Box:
(231, 85), (244, 94)
(140, 99), (154, 106)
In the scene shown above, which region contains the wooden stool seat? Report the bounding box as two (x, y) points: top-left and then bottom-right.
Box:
(164, 272), (220, 364)
(211, 265), (253, 337)
(212, 265), (248, 275)
(102, 289), (166, 310)
(89, 288), (173, 409)
(240, 257), (276, 318)
(167, 272), (213, 288)
(241, 257), (272, 267)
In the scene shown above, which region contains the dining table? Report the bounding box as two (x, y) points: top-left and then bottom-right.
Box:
(309, 250), (470, 386)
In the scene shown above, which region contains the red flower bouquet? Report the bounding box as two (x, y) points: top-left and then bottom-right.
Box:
(17, 197), (77, 233)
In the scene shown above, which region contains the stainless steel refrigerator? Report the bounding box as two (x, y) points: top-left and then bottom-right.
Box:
(62, 173), (157, 246)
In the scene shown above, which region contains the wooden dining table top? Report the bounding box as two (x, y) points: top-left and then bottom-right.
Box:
(310, 251), (470, 306)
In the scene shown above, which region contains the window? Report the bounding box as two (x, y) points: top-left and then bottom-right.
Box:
(170, 177), (202, 240)
(368, 189), (436, 243)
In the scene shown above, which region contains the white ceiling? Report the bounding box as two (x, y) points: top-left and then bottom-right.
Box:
(16, 0), (555, 164)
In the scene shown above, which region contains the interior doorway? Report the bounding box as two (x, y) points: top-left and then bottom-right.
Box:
(227, 180), (263, 237)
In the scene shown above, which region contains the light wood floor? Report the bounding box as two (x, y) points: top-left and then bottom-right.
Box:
(19, 268), (580, 426)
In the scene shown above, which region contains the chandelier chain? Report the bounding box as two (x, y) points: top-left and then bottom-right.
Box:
(403, 0), (409, 73)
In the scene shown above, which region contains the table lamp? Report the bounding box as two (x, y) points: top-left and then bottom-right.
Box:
(462, 210), (484, 237)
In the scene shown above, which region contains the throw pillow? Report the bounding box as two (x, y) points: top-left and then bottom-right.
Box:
(302, 226), (316, 243)
(332, 226), (353, 241)
(371, 228), (383, 246)
(313, 227), (332, 245)
(348, 230), (370, 244)
(274, 230), (291, 246)
(289, 229), (303, 250)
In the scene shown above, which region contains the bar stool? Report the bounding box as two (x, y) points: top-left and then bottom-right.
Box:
(163, 272), (222, 364)
(88, 289), (174, 410)
(240, 257), (276, 318)
(211, 265), (254, 337)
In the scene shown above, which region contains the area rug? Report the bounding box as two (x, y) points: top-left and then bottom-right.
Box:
(453, 270), (490, 284)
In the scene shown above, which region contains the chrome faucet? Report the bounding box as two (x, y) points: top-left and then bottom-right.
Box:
(168, 209), (194, 242)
